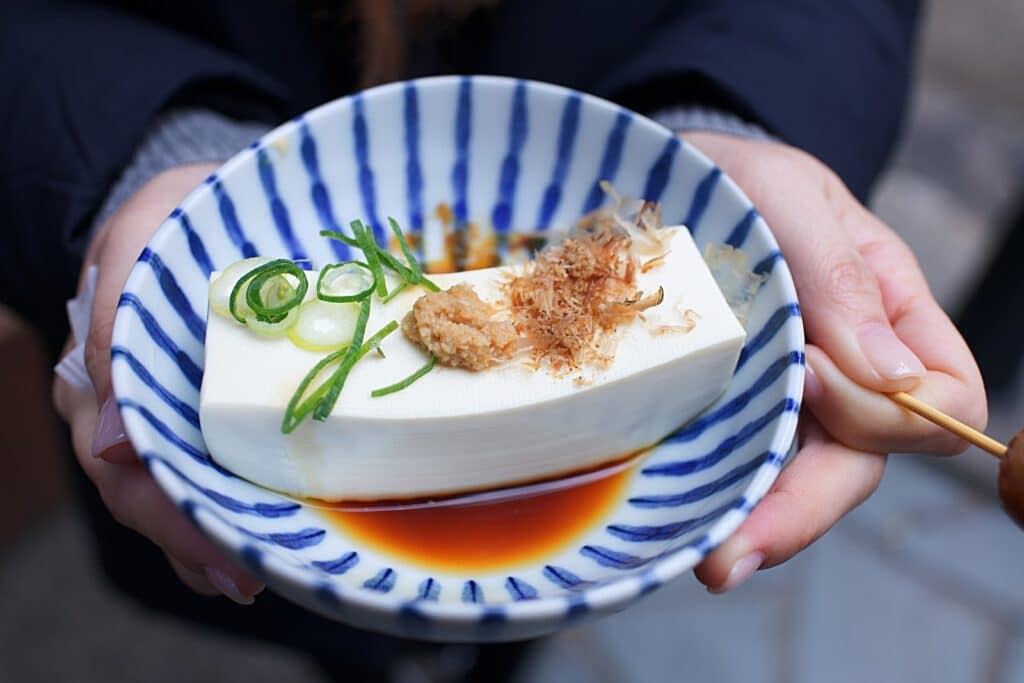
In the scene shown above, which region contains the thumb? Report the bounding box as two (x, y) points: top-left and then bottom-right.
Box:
(781, 204), (925, 393)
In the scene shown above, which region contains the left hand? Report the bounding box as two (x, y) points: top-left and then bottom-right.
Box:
(681, 132), (987, 592)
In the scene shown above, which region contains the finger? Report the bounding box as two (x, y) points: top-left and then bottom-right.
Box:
(694, 417), (885, 591)
(685, 134), (927, 395)
(805, 345), (977, 455)
(776, 175), (925, 393)
(63, 381), (263, 603)
(84, 163), (220, 405)
(851, 218), (987, 432)
(166, 555), (221, 597)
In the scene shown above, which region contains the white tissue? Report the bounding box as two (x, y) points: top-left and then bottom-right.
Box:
(54, 266), (99, 392)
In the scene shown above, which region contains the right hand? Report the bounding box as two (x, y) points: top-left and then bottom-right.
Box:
(53, 163), (265, 604)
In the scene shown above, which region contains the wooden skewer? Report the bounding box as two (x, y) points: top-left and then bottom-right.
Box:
(889, 391), (1008, 458)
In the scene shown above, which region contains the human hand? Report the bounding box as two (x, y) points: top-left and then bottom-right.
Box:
(681, 132), (986, 592)
(53, 162), (265, 604)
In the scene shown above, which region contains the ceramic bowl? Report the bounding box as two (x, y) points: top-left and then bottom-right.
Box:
(111, 75), (803, 642)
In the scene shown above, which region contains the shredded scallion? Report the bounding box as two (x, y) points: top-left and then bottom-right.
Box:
(370, 355), (436, 397)
(351, 220), (388, 300)
(388, 216), (422, 283)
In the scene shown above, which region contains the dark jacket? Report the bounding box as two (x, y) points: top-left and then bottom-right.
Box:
(0, 0), (920, 661)
(2, 0), (918, 352)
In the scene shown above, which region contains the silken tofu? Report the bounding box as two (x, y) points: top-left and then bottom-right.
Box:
(199, 226), (746, 500)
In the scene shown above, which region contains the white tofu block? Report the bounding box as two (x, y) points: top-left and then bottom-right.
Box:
(200, 227), (745, 500)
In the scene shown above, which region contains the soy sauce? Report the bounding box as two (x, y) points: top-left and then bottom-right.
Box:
(311, 457), (637, 572)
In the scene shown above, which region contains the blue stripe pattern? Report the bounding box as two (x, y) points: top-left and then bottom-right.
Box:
(607, 500), (740, 543)
(643, 399), (800, 477)
(257, 147), (309, 265)
(451, 77), (472, 226)
(543, 565), (590, 590)
(300, 121), (350, 260)
(581, 545), (651, 570)
(145, 454), (299, 517)
(725, 208), (759, 247)
(247, 527), (325, 550)
(683, 167), (722, 234)
(313, 552), (360, 575)
(642, 136), (680, 203)
(736, 304), (802, 371)
(582, 111), (631, 212)
(537, 94), (581, 229)
(171, 208), (214, 276)
(668, 351), (804, 444)
(629, 455), (767, 508)
(117, 293), (203, 389)
(118, 400), (213, 468)
(112, 346), (199, 427)
(505, 577), (539, 601)
(138, 249), (205, 342)
(403, 83), (424, 234)
(364, 568), (396, 593)
(352, 94), (384, 243)
(209, 177), (257, 257)
(418, 578), (440, 601)
(462, 580), (483, 604)
(491, 81), (528, 233)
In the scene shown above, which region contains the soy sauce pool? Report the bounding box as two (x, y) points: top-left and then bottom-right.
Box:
(307, 456), (639, 573)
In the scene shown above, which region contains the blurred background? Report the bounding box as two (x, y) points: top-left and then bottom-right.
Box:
(2, 1), (1022, 681)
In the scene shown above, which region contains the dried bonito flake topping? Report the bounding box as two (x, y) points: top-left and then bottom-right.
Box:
(402, 283), (518, 371)
(503, 217), (664, 373)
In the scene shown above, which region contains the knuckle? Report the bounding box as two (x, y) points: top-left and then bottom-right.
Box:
(819, 251), (878, 314)
(84, 318), (116, 378)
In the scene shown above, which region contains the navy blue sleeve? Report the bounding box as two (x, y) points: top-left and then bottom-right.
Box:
(596, 0), (921, 201)
(0, 0), (286, 352)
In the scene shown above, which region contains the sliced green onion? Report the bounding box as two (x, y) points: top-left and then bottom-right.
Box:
(244, 260), (308, 322)
(388, 217), (422, 283)
(371, 355), (436, 397)
(281, 319), (399, 433)
(321, 229), (440, 292)
(317, 261), (375, 302)
(319, 229), (358, 248)
(229, 259), (307, 324)
(246, 307), (300, 338)
(312, 297), (372, 421)
(281, 346), (349, 433)
(287, 299), (360, 352)
(380, 281), (408, 304)
(209, 257), (272, 319)
(351, 220), (388, 299)
(359, 320), (400, 359)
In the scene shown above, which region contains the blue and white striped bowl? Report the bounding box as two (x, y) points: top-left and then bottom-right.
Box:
(111, 76), (803, 642)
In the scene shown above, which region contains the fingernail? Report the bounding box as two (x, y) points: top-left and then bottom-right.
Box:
(92, 397), (129, 458)
(709, 551), (765, 594)
(857, 322), (926, 383)
(204, 566), (255, 605)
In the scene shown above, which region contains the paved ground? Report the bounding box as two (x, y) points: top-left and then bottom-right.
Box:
(3, 1), (1023, 681)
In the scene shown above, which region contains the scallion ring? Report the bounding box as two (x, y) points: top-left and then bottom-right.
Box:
(243, 260), (308, 323)
(317, 261), (375, 303)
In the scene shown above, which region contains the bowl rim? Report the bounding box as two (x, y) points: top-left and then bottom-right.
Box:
(112, 74), (804, 627)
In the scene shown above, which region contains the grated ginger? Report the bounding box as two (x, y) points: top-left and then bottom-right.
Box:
(402, 283), (518, 371)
